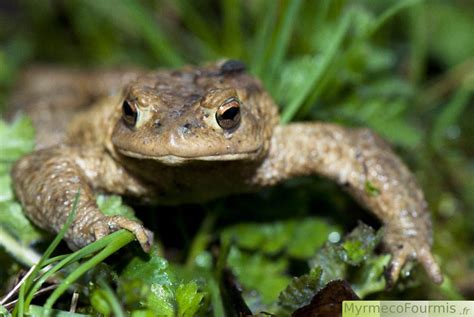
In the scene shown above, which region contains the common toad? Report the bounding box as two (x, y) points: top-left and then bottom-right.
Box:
(10, 61), (442, 284)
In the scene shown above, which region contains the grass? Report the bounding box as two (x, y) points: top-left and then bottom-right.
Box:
(0, 0), (473, 315)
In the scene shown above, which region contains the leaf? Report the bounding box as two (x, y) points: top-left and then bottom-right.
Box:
(291, 280), (359, 317)
(352, 254), (390, 298)
(97, 195), (137, 220)
(121, 252), (174, 286)
(131, 310), (156, 317)
(0, 116), (35, 163)
(277, 266), (324, 315)
(147, 284), (175, 316)
(309, 223), (388, 297)
(227, 246), (290, 305)
(0, 174), (13, 202)
(339, 223), (382, 266)
(0, 117), (41, 245)
(119, 253), (207, 316)
(309, 239), (347, 283)
(0, 305), (11, 317)
(222, 217), (339, 259)
(176, 281), (205, 317)
(90, 288), (112, 315)
(0, 201), (42, 244)
(287, 219), (340, 259)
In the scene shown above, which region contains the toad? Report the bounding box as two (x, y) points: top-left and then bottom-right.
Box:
(10, 60), (442, 284)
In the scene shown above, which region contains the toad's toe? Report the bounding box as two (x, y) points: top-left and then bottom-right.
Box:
(92, 215), (154, 252)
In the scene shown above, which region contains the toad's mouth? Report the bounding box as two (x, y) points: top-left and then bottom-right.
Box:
(117, 148), (262, 165)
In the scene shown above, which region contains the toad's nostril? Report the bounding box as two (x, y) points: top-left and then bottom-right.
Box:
(154, 120), (163, 132)
(178, 123), (193, 135)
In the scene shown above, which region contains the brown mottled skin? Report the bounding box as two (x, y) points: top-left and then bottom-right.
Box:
(9, 61), (442, 284)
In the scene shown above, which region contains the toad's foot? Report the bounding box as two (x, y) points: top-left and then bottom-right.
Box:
(12, 146), (154, 253)
(90, 215), (154, 252)
(384, 229), (443, 286)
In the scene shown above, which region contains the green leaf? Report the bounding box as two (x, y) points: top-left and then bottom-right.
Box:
(305, 223), (389, 298)
(0, 116), (35, 163)
(309, 238), (347, 283)
(227, 246), (290, 305)
(119, 253), (207, 316)
(222, 217), (339, 259)
(0, 305), (11, 317)
(352, 254), (390, 298)
(131, 310), (156, 317)
(287, 218), (340, 259)
(0, 201), (42, 244)
(277, 266), (324, 315)
(121, 252), (174, 286)
(0, 117), (40, 245)
(90, 289), (112, 315)
(340, 223), (382, 265)
(97, 195), (137, 220)
(176, 281), (205, 317)
(147, 284), (175, 316)
(118, 251), (175, 316)
(0, 174), (13, 202)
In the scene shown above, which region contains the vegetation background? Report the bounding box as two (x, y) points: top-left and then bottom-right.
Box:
(0, 0), (473, 316)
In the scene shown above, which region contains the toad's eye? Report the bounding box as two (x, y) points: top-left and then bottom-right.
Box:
(122, 99), (138, 126)
(216, 98), (241, 130)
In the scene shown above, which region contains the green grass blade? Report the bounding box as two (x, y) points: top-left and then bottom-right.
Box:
(0, 227), (40, 267)
(408, 2), (428, 84)
(222, 0), (243, 58)
(98, 281), (126, 317)
(367, 0), (423, 37)
(250, 1), (279, 76)
(266, 0), (303, 83)
(175, 0), (219, 48)
(44, 230), (135, 310)
(185, 212), (216, 268)
(15, 281), (25, 317)
(280, 10), (353, 123)
(208, 276), (225, 317)
(83, 0), (183, 66)
(431, 85), (472, 150)
(173, 0), (220, 56)
(24, 230), (130, 308)
(16, 191), (80, 315)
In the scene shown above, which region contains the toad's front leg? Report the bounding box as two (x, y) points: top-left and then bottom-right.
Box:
(11, 146), (153, 251)
(253, 123), (442, 284)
